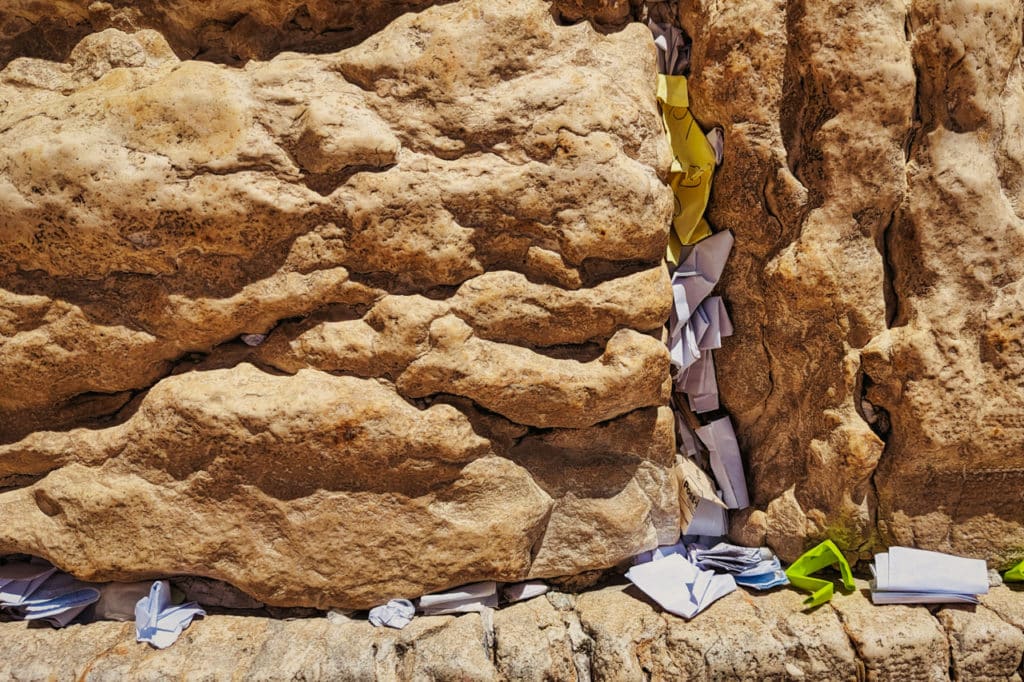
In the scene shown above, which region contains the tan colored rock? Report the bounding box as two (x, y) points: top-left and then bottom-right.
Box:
(575, 586), (671, 681)
(682, 0), (1024, 562)
(0, 0), (677, 606)
(398, 318), (671, 428)
(449, 266), (672, 346)
(0, 0), (640, 68)
(493, 597), (578, 680)
(0, 1), (446, 66)
(937, 605), (1024, 681)
(830, 579), (950, 680)
(3, 584), (1023, 679)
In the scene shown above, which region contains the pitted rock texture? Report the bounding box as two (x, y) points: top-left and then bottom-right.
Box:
(678, 0), (1024, 564)
(0, 0), (678, 608)
(3, 583), (1024, 680)
(0, 0), (640, 67)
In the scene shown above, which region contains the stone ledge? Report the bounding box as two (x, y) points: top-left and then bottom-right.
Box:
(3, 581), (1023, 680)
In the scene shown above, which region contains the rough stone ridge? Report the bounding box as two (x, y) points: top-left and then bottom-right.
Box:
(0, 1), (641, 67)
(679, 0), (1024, 564)
(0, 0), (677, 608)
(2, 583), (1023, 680)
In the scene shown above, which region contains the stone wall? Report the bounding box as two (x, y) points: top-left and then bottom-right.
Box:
(2, 0), (1023, 610)
(0, 0), (679, 608)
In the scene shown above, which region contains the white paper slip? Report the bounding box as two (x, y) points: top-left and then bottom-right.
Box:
(870, 591), (979, 605)
(695, 417), (749, 509)
(135, 581), (206, 648)
(502, 581), (548, 604)
(685, 497), (729, 537)
(873, 547), (989, 596)
(419, 581), (498, 615)
(368, 599), (415, 629)
(625, 554), (735, 620)
(0, 566), (58, 606)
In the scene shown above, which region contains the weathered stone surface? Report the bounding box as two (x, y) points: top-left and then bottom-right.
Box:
(937, 604), (1024, 681)
(0, 0), (677, 607)
(830, 579), (949, 680)
(681, 0), (1024, 563)
(0, 0), (642, 68)
(0, 0), (447, 66)
(4, 584), (1021, 680)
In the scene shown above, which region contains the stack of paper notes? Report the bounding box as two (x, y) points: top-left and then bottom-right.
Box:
(0, 560), (101, 627)
(689, 542), (789, 590)
(870, 547), (989, 604)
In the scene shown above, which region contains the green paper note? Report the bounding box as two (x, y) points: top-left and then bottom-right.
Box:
(785, 540), (855, 608)
(1005, 559), (1024, 582)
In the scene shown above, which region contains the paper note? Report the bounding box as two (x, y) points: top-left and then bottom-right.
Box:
(689, 542), (789, 591)
(734, 557), (789, 590)
(0, 565), (58, 605)
(673, 231), (734, 315)
(870, 547), (988, 604)
(676, 456), (728, 537)
(784, 540), (855, 608)
(656, 75), (718, 262)
(626, 554), (735, 620)
(135, 580), (206, 648)
(695, 417), (749, 509)
(1005, 559), (1024, 582)
(419, 581), (498, 615)
(706, 128), (725, 165)
(502, 581), (549, 604)
(94, 582), (154, 622)
(368, 598), (415, 629)
(648, 21), (690, 76)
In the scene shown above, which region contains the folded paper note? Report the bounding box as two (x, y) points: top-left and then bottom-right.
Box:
(94, 582), (153, 622)
(690, 542), (771, 574)
(656, 75), (718, 261)
(1005, 560), (1024, 582)
(0, 563), (57, 605)
(785, 540), (855, 607)
(419, 581), (498, 615)
(689, 542), (789, 591)
(0, 560), (101, 627)
(368, 598), (415, 629)
(648, 21), (690, 76)
(633, 536), (688, 566)
(135, 580), (206, 648)
(668, 233), (735, 414)
(502, 581), (549, 604)
(626, 553), (735, 620)
(670, 231), (734, 328)
(695, 417), (749, 509)
(706, 128), (725, 165)
(870, 547), (988, 605)
(734, 557), (790, 591)
(676, 456), (729, 537)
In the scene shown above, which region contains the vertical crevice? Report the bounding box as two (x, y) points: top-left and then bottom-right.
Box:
(877, 209), (901, 329)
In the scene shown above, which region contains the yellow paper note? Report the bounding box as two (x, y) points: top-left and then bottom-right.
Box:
(656, 75), (717, 265)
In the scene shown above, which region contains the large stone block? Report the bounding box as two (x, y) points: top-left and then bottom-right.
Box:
(680, 0), (1024, 564)
(0, 0), (676, 607)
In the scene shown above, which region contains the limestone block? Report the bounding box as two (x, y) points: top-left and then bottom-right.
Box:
(682, 0), (1024, 562)
(0, 0), (676, 607)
